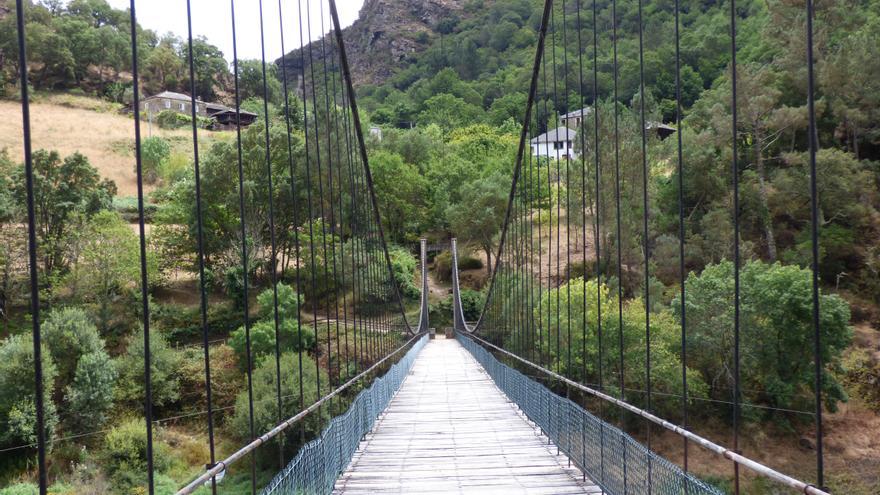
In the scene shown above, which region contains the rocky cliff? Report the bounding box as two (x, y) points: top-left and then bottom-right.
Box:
(277, 0), (469, 88)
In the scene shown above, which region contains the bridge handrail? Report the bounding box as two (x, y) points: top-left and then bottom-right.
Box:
(176, 331), (427, 495)
(460, 331), (831, 495)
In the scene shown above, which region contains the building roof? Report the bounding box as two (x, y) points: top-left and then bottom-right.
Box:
(560, 106), (592, 120)
(530, 127), (577, 144)
(145, 91), (194, 102)
(212, 108), (258, 118)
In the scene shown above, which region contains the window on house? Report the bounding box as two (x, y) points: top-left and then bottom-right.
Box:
(554, 141), (564, 150)
(567, 141), (573, 148)
(164, 100), (171, 109)
(179, 102), (186, 111)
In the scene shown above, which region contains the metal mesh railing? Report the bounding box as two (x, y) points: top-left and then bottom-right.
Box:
(457, 333), (724, 495)
(260, 334), (427, 495)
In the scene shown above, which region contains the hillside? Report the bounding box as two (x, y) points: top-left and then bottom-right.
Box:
(277, 0), (474, 87)
(0, 93), (225, 196)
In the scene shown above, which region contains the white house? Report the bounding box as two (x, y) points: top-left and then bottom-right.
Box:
(530, 127), (578, 159)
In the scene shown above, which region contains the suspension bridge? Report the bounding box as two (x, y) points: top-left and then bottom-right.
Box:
(8, 0), (837, 493)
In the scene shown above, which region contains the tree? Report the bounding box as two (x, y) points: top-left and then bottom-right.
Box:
(115, 329), (182, 408)
(64, 350), (116, 433)
(0, 334), (58, 450)
(140, 136), (170, 185)
(237, 59), (283, 105)
(530, 278), (708, 417)
(231, 352), (327, 463)
(228, 283), (315, 367)
(186, 36), (230, 101)
(367, 150), (430, 243)
(63, 211), (155, 335)
(417, 93), (484, 131)
(42, 307), (102, 383)
(673, 260), (852, 417)
(11, 150), (116, 275)
(142, 41), (183, 94)
(446, 172), (511, 276)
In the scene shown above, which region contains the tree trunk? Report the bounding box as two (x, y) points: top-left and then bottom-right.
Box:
(755, 129), (777, 262)
(484, 246), (492, 278)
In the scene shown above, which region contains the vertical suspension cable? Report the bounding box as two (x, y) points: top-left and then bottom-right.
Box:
(184, 0), (216, 490)
(636, 2), (652, 486)
(611, 0), (627, 489)
(295, 0), (324, 415)
(229, 1), (257, 490)
(730, 0), (741, 492)
(15, 1), (48, 492)
(127, 2), (155, 492)
(256, 0), (285, 469)
(673, 0), (689, 484)
(590, 0), (604, 479)
(276, 0), (307, 444)
(317, 0), (344, 393)
(805, 0), (824, 488)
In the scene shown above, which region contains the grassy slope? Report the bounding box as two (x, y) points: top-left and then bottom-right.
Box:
(0, 93), (229, 197)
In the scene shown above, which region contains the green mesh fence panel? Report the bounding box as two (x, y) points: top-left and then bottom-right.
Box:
(261, 335), (428, 495)
(457, 333), (724, 495)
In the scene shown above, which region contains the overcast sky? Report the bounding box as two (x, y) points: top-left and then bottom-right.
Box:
(104, 0), (365, 62)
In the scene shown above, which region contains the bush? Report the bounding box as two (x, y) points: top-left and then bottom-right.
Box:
(112, 196), (158, 223)
(459, 289), (483, 321)
(231, 352), (327, 465)
(155, 110), (211, 130)
(228, 284), (315, 368)
(101, 418), (171, 491)
(674, 260), (852, 417)
(0, 334), (59, 450)
(458, 255), (483, 270)
(115, 329), (182, 408)
(65, 351), (117, 433)
(388, 246), (419, 299)
(140, 137), (170, 184)
(433, 250), (483, 282)
(0, 484), (38, 495)
(42, 307), (103, 383)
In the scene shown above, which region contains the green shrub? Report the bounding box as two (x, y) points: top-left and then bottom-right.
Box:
(458, 255), (483, 270)
(101, 418), (171, 491)
(0, 334), (58, 450)
(433, 250), (483, 282)
(231, 352), (327, 465)
(155, 110), (211, 130)
(114, 329), (182, 408)
(388, 246), (419, 299)
(0, 484), (39, 495)
(140, 137), (171, 184)
(112, 196), (158, 222)
(228, 284), (315, 367)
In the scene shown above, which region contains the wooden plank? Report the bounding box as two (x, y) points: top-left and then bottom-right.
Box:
(333, 337), (604, 494)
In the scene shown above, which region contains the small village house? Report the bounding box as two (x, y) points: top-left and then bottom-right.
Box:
(530, 127), (578, 159)
(139, 91), (257, 128)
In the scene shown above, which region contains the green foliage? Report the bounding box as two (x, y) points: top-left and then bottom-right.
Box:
(530, 278), (708, 417)
(11, 150), (116, 275)
(114, 329), (182, 409)
(42, 307), (102, 382)
(674, 260), (853, 417)
(368, 151), (430, 243)
(445, 171), (510, 274)
(0, 334), (58, 450)
(228, 283), (315, 368)
(140, 136), (171, 185)
(155, 110), (211, 130)
(101, 418), (171, 492)
(0, 484), (39, 495)
(65, 350), (116, 433)
(63, 211), (157, 335)
(230, 352), (327, 460)
(388, 246), (419, 300)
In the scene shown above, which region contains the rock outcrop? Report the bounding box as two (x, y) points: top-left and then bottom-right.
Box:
(277, 0), (469, 88)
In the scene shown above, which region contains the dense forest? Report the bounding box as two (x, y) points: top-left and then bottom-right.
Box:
(0, 0), (878, 493)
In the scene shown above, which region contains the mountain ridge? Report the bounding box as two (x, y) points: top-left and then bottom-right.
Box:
(277, 0), (472, 87)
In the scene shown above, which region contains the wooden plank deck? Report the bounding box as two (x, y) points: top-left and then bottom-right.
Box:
(333, 337), (603, 494)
